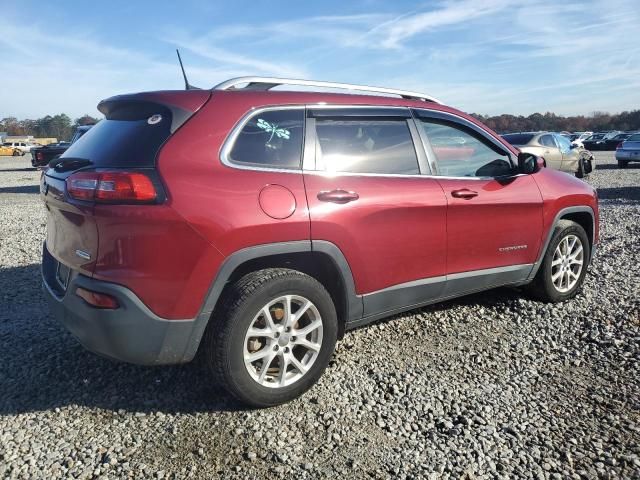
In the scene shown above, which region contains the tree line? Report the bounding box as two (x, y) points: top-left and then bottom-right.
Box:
(2, 109), (639, 141)
(0, 114), (100, 141)
(471, 110), (640, 134)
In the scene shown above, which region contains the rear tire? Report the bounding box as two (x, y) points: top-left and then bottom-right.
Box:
(203, 268), (338, 407)
(618, 160), (629, 168)
(526, 220), (590, 303)
(575, 158), (585, 178)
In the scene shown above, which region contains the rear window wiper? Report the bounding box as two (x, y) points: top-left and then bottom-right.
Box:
(49, 158), (93, 172)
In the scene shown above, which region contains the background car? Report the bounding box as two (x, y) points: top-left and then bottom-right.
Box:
(615, 133), (640, 168)
(566, 131), (592, 148)
(598, 132), (634, 151)
(31, 125), (92, 168)
(501, 131), (593, 178)
(583, 131), (621, 151)
(1, 141), (28, 155)
(0, 145), (22, 156)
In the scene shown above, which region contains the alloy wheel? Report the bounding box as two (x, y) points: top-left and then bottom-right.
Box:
(551, 234), (584, 293)
(243, 295), (323, 388)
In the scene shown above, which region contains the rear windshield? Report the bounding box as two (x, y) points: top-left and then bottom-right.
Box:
(60, 115), (172, 167)
(501, 133), (534, 145)
(628, 134), (640, 142)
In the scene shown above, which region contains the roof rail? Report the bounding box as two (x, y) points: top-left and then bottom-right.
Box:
(212, 76), (442, 104)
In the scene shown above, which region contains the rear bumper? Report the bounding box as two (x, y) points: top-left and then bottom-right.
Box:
(42, 243), (204, 365)
(616, 150), (639, 161)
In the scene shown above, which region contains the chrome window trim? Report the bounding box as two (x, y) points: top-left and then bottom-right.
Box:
(219, 105), (307, 174)
(219, 104), (522, 180)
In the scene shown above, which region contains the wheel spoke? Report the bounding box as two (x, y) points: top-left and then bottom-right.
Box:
(245, 346), (271, 363)
(289, 300), (312, 327)
(569, 246), (583, 261)
(278, 352), (288, 386)
(294, 318), (322, 336)
(257, 350), (277, 383)
(551, 257), (563, 267)
(568, 269), (579, 280)
(552, 270), (563, 281)
(247, 327), (273, 338)
(295, 337), (321, 352)
(288, 354), (307, 374)
(262, 306), (277, 331)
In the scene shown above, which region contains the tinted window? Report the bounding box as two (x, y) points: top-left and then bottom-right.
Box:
(420, 119), (512, 177)
(228, 109), (304, 169)
(539, 135), (556, 148)
(501, 133), (534, 146)
(61, 116), (172, 167)
(627, 134), (640, 141)
(315, 118), (419, 175)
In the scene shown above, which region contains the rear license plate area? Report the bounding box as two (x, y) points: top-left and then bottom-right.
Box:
(56, 261), (71, 291)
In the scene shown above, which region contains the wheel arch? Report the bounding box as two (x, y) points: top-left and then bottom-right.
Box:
(185, 241), (362, 361)
(526, 206), (595, 282)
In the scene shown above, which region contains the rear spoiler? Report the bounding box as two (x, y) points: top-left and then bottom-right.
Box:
(98, 90), (211, 133)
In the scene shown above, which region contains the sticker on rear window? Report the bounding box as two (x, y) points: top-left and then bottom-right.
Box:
(256, 118), (291, 145)
(147, 114), (163, 125)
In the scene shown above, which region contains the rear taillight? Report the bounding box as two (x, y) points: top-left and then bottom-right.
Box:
(66, 171), (157, 203)
(616, 142), (623, 150)
(36, 152), (43, 161)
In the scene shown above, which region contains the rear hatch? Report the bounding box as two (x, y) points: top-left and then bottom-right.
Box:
(42, 90), (211, 275)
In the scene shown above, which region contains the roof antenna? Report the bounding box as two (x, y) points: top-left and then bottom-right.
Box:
(176, 49), (200, 90)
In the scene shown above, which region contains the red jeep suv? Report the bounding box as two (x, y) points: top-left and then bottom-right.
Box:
(41, 77), (599, 407)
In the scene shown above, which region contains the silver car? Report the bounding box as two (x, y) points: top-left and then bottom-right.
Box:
(615, 132), (640, 168)
(501, 132), (593, 178)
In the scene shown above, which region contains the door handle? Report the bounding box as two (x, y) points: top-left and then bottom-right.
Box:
(317, 189), (359, 204)
(451, 188), (478, 199)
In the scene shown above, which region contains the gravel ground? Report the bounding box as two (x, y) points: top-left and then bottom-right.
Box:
(0, 152), (638, 479)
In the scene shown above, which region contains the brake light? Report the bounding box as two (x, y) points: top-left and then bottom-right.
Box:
(616, 142), (623, 150)
(66, 171), (157, 203)
(75, 287), (119, 309)
(36, 152), (43, 161)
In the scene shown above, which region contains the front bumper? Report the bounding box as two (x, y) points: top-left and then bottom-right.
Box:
(42, 243), (204, 365)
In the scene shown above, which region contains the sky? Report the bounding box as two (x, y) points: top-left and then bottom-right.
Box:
(1, 0), (639, 119)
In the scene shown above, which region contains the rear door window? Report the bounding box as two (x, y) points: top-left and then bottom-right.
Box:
(313, 117), (420, 175)
(226, 109), (304, 169)
(539, 135), (557, 148)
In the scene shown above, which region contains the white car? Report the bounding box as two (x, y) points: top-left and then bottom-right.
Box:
(2, 141), (31, 154)
(568, 132), (593, 149)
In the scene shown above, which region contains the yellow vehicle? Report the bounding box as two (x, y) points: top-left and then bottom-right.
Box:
(0, 145), (22, 156)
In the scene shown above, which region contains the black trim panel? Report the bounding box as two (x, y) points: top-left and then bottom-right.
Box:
(352, 263), (533, 330)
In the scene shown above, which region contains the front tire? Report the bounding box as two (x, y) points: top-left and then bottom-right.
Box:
(527, 220), (590, 303)
(203, 268), (338, 407)
(12, 150), (20, 157)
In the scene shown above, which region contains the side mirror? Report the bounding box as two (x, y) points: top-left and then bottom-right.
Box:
(518, 152), (544, 174)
